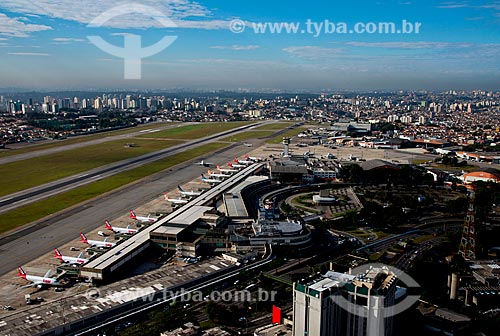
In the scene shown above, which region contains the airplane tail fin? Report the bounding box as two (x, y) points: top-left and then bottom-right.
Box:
(208, 170), (213, 175)
(129, 210), (137, 219)
(17, 266), (27, 278)
(177, 185), (184, 192)
(80, 232), (88, 243)
(164, 192), (169, 201)
(228, 161), (233, 167)
(104, 220), (113, 230)
(244, 154), (250, 159)
(54, 248), (62, 258)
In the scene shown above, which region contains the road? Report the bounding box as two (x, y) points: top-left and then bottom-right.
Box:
(0, 122), (262, 214)
(0, 140), (265, 276)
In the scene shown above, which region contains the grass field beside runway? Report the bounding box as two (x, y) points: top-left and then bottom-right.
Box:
(220, 130), (276, 142)
(0, 122), (182, 158)
(0, 142), (228, 234)
(0, 122), (256, 197)
(265, 127), (307, 144)
(137, 121), (254, 140)
(0, 139), (184, 197)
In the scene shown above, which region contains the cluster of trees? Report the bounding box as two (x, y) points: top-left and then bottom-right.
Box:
(339, 164), (434, 186)
(27, 111), (136, 132)
(435, 154), (469, 167)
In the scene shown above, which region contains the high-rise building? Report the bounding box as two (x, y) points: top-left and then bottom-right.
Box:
(293, 266), (397, 336)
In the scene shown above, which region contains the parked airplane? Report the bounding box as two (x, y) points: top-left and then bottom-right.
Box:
(105, 220), (138, 234)
(216, 165), (238, 174)
(177, 185), (202, 198)
(54, 248), (88, 265)
(228, 161), (245, 169)
(129, 210), (158, 223)
(207, 170), (231, 179)
(201, 174), (223, 184)
(80, 233), (116, 248)
(244, 154), (262, 162)
(196, 160), (212, 167)
(164, 193), (189, 205)
(17, 267), (60, 288)
(234, 157), (253, 165)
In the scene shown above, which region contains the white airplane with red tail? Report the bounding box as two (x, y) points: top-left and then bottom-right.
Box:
(216, 165), (238, 174)
(80, 232), (116, 248)
(54, 248), (88, 265)
(244, 154), (262, 162)
(17, 266), (61, 288)
(228, 161), (245, 169)
(164, 193), (188, 205)
(234, 157), (252, 166)
(105, 220), (138, 234)
(129, 210), (158, 223)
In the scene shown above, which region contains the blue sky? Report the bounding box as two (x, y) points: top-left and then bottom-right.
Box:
(0, 0), (499, 91)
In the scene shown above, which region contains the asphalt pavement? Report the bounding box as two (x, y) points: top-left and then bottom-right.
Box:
(0, 141), (260, 276)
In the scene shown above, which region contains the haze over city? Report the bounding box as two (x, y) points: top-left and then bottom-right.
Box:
(0, 0), (499, 91)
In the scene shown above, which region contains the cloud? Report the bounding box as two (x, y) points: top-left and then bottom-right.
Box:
(0, 13), (52, 37)
(345, 41), (474, 49)
(53, 37), (85, 42)
(211, 45), (260, 51)
(0, 0), (233, 29)
(436, 2), (469, 9)
(8, 52), (50, 56)
(436, 1), (500, 17)
(283, 46), (344, 60)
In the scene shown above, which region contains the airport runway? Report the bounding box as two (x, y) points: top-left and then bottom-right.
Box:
(0, 140), (266, 276)
(0, 122), (263, 214)
(0, 122), (189, 165)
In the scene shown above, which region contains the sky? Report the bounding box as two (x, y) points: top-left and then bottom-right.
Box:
(0, 0), (499, 91)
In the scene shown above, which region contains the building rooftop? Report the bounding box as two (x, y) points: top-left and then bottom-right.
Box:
(360, 159), (400, 171)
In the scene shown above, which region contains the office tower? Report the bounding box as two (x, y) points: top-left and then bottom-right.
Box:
(126, 95), (132, 109)
(293, 266), (397, 336)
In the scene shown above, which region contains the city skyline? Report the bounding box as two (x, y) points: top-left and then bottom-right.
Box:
(0, 0), (500, 90)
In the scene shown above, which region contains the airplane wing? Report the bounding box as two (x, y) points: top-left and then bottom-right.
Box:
(77, 252), (84, 259)
(21, 283), (38, 289)
(44, 270), (52, 278)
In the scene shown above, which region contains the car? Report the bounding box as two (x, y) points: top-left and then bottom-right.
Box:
(55, 287), (65, 292)
(3, 305), (13, 311)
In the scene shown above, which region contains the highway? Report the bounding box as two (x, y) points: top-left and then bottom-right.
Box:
(0, 137), (269, 276)
(0, 122), (263, 214)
